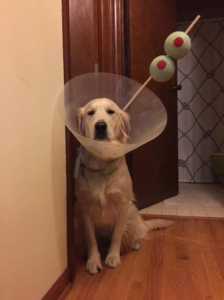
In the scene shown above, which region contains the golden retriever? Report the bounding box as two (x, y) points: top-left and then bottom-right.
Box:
(75, 98), (173, 274)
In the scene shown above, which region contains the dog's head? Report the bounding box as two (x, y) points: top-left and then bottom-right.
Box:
(77, 98), (130, 144)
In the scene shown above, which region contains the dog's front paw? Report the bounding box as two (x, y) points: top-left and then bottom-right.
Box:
(132, 240), (141, 251)
(105, 253), (121, 268)
(86, 257), (103, 275)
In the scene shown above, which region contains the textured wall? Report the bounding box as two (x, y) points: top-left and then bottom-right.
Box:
(178, 20), (224, 182)
(0, 1), (67, 299)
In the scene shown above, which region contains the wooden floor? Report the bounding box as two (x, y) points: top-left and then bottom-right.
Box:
(66, 216), (224, 300)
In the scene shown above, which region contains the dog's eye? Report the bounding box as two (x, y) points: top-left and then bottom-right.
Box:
(87, 111), (95, 116)
(107, 110), (115, 115)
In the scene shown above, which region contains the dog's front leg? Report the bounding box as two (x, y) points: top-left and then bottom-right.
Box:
(82, 210), (102, 274)
(105, 205), (127, 268)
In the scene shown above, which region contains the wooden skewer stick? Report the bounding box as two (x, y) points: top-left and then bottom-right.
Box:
(185, 15), (201, 34)
(122, 76), (152, 111)
(123, 15), (201, 111)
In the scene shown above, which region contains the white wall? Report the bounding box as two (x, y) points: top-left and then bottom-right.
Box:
(0, 1), (67, 299)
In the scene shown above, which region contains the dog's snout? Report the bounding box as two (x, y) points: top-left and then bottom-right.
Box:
(95, 121), (107, 132)
(94, 121), (108, 141)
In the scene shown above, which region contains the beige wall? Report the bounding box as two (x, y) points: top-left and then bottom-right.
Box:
(0, 1), (67, 299)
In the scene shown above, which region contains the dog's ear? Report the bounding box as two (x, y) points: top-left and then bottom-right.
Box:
(119, 110), (130, 139)
(77, 108), (85, 136)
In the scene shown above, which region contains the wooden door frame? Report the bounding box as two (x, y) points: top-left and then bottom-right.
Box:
(62, 0), (125, 282)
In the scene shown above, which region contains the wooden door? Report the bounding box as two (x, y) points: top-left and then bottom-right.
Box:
(126, 0), (178, 209)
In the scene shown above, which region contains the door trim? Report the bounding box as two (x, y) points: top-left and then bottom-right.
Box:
(61, 0), (75, 282)
(97, 0), (125, 74)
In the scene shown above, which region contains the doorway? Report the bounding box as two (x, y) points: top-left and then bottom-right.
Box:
(62, 0), (178, 281)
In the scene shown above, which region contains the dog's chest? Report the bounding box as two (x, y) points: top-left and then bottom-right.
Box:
(78, 171), (119, 205)
(88, 200), (118, 231)
(77, 172), (123, 227)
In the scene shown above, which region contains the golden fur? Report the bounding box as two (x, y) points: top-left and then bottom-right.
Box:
(75, 98), (173, 274)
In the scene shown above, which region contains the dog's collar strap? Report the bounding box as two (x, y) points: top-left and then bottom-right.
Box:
(80, 163), (105, 173)
(74, 146), (118, 178)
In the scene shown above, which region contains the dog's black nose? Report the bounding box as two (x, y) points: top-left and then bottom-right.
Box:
(95, 122), (107, 132)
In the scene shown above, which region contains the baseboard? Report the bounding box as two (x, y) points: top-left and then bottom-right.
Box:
(142, 214), (224, 220)
(42, 268), (72, 300)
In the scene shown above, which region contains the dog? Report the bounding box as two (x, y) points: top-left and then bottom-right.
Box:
(75, 98), (173, 274)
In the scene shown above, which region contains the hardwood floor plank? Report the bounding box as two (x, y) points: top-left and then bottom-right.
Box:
(200, 220), (224, 300)
(66, 217), (224, 300)
(126, 233), (156, 300)
(183, 219), (213, 299)
(171, 219), (201, 300)
(93, 251), (137, 300)
(126, 282), (142, 300)
(160, 220), (179, 300)
(145, 231), (165, 300)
